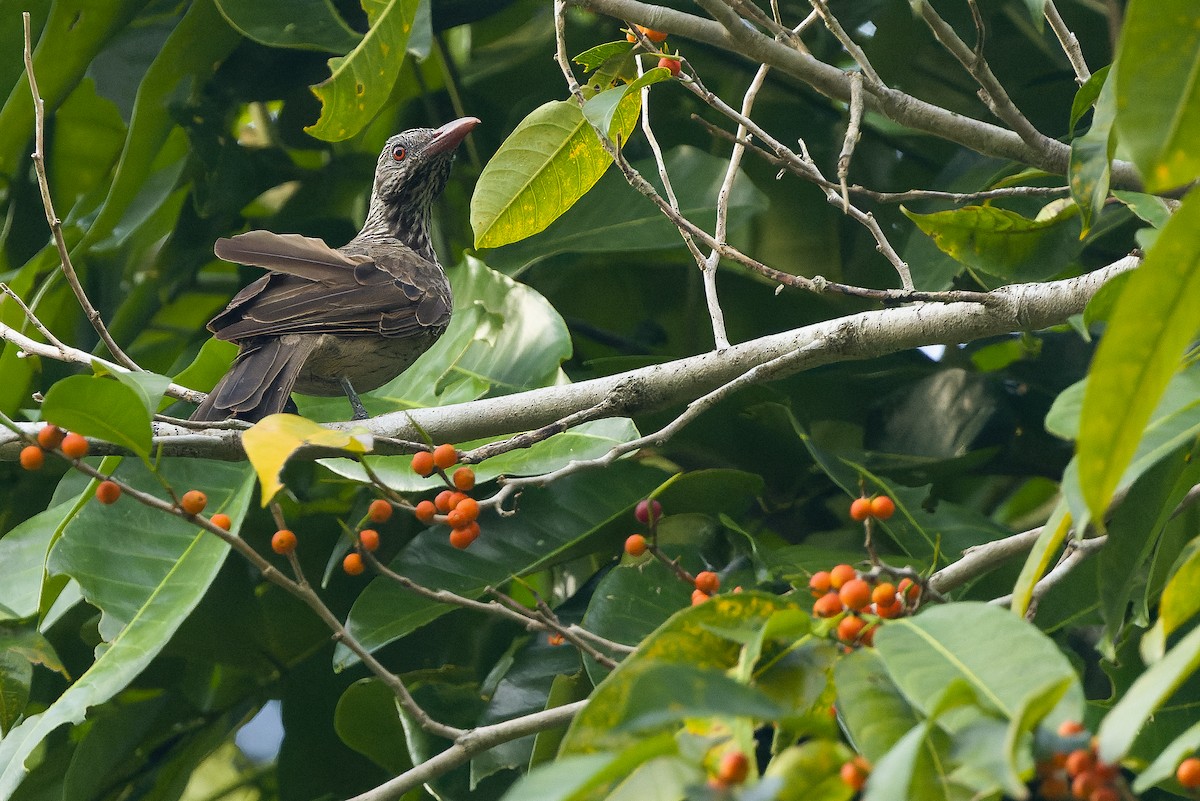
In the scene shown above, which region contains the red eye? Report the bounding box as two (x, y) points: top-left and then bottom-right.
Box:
(391, 145), (406, 162)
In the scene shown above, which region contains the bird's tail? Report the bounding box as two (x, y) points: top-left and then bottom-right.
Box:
(190, 338), (317, 422)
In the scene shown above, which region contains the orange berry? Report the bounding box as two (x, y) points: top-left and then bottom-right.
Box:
(839, 578), (872, 612)
(432, 443), (457, 470)
(691, 589), (709, 605)
(414, 500), (437, 523)
(1057, 720), (1085, 737)
(181, 490), (207, 515)
(1041, 776), (1070, 800)
(1065, 749), (1095, 777)
(1092, 761), (1118, 782)
(359, 529), (380, 552)
(837, 614), (866, 644)
(1070, 771), (1099, 799)
(874, 598), (904, 619)
(809, 571), (833, 596)
(271, 529), (297, 555)
(695, 571), (720, 595)
(870, 495), (896, 520)
(60, 432), (88, 459)
(343, 552), (365, 575)
(839, 760), (866, 791)
(210, 513), (232, 530)
(452, 467), (475, 491)
(455, 496), (479, 522)
(37, 424), (65, 450)
(849, 497), (871, 522)
(872, 583), (896, 606)
(829, 564), (857, 589)
(1089, 788), (1118, 801)
(411, 450), (435, 476)
(626, 24), (668, 43)
(898, 577), (921, 602)
(447, 491), (468, 509)
(19, 445), (44, 471)
(95, 480), (121, 504)
(717, 751), (749, 785)
(658, 55), (681, 77)
(1178, 757), (1200, 788)
(547, 632), (565, 646)
(368, 499), (393, 523)
(813, 592), (844, 618)
(449, 525), (478, 549)
(434, 490), (456, 513)
(625, 534), (648, 556)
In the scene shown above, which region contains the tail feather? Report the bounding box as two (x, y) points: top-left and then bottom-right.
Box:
(190, 338), (317, 422)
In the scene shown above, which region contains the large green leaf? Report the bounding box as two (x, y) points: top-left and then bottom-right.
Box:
(1141, 536), (1200, 663)
(835, 649), (922, 763)
(0, 460), (253, 800)
(1068, 65), (1116, 235)
(305, 0), (419, 141)
(213, 0), (361, 51)
(1077, 192), (1200, 523)
(0, 503), (73, 620)
(471, 97), (641, 249)
(1113, 0), (1200, 190)
(41, 375), (153, 458)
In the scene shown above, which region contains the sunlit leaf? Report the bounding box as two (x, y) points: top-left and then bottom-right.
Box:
(242, 414), (371, 505)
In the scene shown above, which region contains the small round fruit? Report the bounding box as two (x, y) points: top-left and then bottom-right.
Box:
(874, 598), (904, 619)
(449, 525), (477, 549)
(368, 499), (393, 523)
(181, 490), (207, 515)
(1088, 788), (1118, 801)
(271, 529), (297, 555)
(837, 614), (866, 644)
(839, 761), (866, 791)
(813, 592), (844, 618)
(95, 480), (121, 505)
(455, 496), (479, 522)
(411, 450), (435, 476)
(1178, 757), (1200, 788)
(434, 490), (456, 513)
(849, 497), (872, 522)
(547, 632), (565, 646)
(1065, 749), (1094, 777)
(898, 577), (921, 602)
(1057, 720), (1085, 737)
(870, 495), (896, 520)
(871, 582), (896, 606)
(37, 425), (65, 450)
(717, 751), (749, 785)
(343, 552), (365, 575)
(359, 529), (380, 552)
(625, 534), (648, 556)
(1070, 771), (1099, 799)
(19, 445), (44, 471)
(433, 443), (457, 470)
(452, 467), (475, 491)
(691, 589), (709, 605)
(626, 24), (668, 43)
(447, 491), (469, 509)
(60, 433), (88, 459)
(658, 56), (681, 77)
(695, 571), (720, 595)
(839, 578), (872, 612)
(829, 563), (857, 590)
(635, 499), (662, 525)
(210, 513), (232, 531)
(1040, 776), (1070, 801)
(415, 500), (437, 523)
(809, 571), (833, 597)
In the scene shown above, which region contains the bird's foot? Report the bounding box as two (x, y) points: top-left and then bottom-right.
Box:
(340, 377), (371, 420)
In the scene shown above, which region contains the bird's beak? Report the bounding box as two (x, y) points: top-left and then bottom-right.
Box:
(426, 117), (480, 156)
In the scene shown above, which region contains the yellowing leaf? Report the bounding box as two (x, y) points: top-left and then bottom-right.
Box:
(242, 414), (372, 504)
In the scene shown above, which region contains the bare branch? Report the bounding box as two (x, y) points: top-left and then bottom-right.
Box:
(1045, 0), (1091, 84)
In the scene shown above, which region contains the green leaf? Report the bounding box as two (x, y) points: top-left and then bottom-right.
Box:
(213, 0), (362, 52)
(835, 649), (922, 763)
(610, 662), (785, 734)
(305, 0), (419, 141)
(106, 370), (171, 419)
(1097, 622), (1200, 762)
(1113, 0), (1200, 190)
(1133, 718), (1200, 792)
(0, 652), (30, 738)
(581, 67), (669, 134)
(763, 741), (855, 801)
(334, 679), (411, 775)
(497, 734), (678, 801)
(41, 375), (153, 457)
(1142, 535), (1200, 663)
(471, 97), (641, 249)
(1113, 190), (1173, 229)
(242, 414), (371, 505)
(861, 720), (952, 801)
(1022, 0), (1046, 30)
(901, 201), (1081, 282)
(0, 503), (73, 620)
(1077, 192), (1200, 523)
(573, 41), (631, 72)
(1068, 65), (1116, 235)
(1069, 65), (1110, 133)
(1010, 496), (1072, 617)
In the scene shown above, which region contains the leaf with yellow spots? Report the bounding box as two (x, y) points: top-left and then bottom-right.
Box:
(306, 0), (419, 142)
(243, 414), (372, 504)
(470, 95), (642, 249)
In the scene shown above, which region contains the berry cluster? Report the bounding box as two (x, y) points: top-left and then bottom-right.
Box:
(622, 499), (726, 604)
(19, 424), (89, 471)
(623, 24), (684, 78)
(411, 444), (481, 549)
(849, 494), (895, 522)
(1034, 721), (1122, 801)
(809, 564), (920, 647)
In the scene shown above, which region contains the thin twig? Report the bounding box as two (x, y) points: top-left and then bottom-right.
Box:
(837, 72), (864, 212)
(1, 282), (66, 350)
(1044, 0), (1091, 84)
(809, 0), (882, 84)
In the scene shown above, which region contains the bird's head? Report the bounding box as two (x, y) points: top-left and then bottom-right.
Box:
(364, 117), (479, 258)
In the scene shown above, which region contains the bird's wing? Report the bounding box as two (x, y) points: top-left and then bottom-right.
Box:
(208, 234), (450, 341)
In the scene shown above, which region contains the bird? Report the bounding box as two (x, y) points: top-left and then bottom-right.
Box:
(190, 116), (480, 422)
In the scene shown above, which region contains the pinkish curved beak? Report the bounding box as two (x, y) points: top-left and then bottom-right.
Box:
(426, 117), (480, 156)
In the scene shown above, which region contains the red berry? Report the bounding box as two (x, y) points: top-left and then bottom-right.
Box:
(1071, 771), (1099, 799)
(872, 583), (896, 606)
(446, 507), (469, 528)
(449, 525), (478, 549)
(368, 499), (393, 523)
(874, 598), (904, 619)
(414, 500), (437, 523)
(447, 491), (469, 510)
(658, 56), (681, 77)
(434, 490), (456, 513)
(210, 513), (232, 531)
(19, 445), (44, 471)
(432, 443), (457, 470)
(271, 529), (297, 554)
(849, 497), (871, 521)
(95, 480), (121, 504)
(454, 496), (479, 522)
(829, 564), (857, 589)
(411, 450), (435, 476)
(809, 571), (833, 597)
(181, 490), (207, 515)
(1057, 720), (1085, 737)
(717, 751), (749, 785)
(839, 760), (866, 791)
(1089, 788), (1118, 801)
(1041, 776), (1070, 800)
(898, 577), (921, 602)
(37, 425), (64, 450)
(625, 534), (648, 556)
(60, 433), (88, 459)
(839, 578), (872, 612)
(813, 592), (844, 618)
(452, 467), (475, 491)
(1065, 749), (1094, 777)
(870, 495), (896, 520)
(691, 589), (709, 605)
(343, 552), (365, 575)
(635, 499), (662, 525)
(695, 571), (720, 595)
(837, 615), (866, 644)
(359, 529), (380, 552)
(1178, 757), (1200, 788)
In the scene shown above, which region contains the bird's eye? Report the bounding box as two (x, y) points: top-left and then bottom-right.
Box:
(391, 145), (407, 162)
